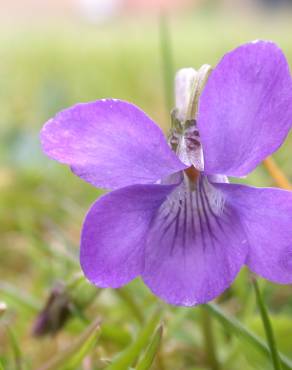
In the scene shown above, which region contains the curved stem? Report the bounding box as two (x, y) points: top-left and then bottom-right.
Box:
(263, 157), (292, 190)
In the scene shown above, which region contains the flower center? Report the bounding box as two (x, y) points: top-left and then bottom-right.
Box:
(168, 115), (204, 171)
(150, 173), (226, 256)
(184, 165), (200, 183)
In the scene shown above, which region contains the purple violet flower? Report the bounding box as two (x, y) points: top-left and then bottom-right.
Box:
(41, 41), (292, 306)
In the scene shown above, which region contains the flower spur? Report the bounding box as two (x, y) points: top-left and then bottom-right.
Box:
(41, 41), (292, 306)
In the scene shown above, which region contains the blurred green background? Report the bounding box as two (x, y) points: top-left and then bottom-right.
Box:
(1, 1), (292, 369)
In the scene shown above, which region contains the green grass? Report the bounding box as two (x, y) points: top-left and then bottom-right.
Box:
(1, 12), (292, 369)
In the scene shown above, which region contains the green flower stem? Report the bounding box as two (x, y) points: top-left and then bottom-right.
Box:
(200, 307), (220, 370)
(252, 278), (282, 370)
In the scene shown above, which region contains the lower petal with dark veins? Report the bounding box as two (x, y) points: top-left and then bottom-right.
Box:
(143, 175), (248, 306)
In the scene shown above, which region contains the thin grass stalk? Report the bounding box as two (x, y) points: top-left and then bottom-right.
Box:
(252, 278), (282, 370)
(159, 13), (174, 114)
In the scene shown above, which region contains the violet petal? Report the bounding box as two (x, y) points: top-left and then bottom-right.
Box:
(198, 41), (292, 177)
(41, 99), (186, 190)
(217, 183), (292, 284)
(80, 183), (175, 288)
(142, 176), (248, 306)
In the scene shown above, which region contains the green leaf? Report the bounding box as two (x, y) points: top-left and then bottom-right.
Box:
(253, 279), (282, 370)
(106, 308), (162, 370)
(204, 303), (292, 370)
(38, 318), (101, 370)
(135, 324), (163, 370)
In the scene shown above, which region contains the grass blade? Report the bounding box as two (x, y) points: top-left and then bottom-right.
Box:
(204, 303), (292, 370)
(7, 328), (23, 370)
(38, 318), (101, 370)
(136, 324), (163, 370)
(106, 308), (162, 370)
(253, 279), (282, 370)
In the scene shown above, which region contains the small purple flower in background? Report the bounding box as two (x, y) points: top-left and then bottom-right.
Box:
(41, 41), (292, 306)
(32, 282), (71, 337)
